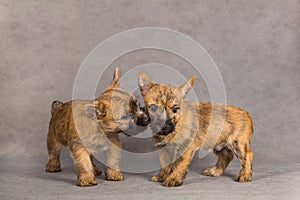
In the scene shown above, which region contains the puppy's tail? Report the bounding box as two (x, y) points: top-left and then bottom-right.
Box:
(51, 100), (63, 114)
(111, 67), (120, 87)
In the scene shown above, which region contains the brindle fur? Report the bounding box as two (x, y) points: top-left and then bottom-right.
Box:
(138, 72), (253, 187)
(46, 68), (149, 186)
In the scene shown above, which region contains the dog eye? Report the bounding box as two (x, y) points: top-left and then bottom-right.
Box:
(121, 112), (130, 120)
(149, 104), (158, 112)
(171, 106), (180, 113)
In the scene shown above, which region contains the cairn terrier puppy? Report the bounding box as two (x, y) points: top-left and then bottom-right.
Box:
(46, 68), (149, 186)
(138, 72), (253, 187)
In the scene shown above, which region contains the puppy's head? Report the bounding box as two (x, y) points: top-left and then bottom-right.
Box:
(86, 68), (150, 136)
(138, 72), (195, 136)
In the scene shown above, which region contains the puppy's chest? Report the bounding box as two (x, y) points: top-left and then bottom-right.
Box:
(173, 106), (200, 143)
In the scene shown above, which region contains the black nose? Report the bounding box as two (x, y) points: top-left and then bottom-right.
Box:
(136, 116), (150, 126)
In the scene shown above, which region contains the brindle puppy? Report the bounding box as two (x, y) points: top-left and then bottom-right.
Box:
(46, 68), (149, 186)
(138, 72), (253, 187)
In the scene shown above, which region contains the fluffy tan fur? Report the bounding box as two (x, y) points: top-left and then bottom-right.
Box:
(138, 72), (253, 187)
(46, 68), (148, 186)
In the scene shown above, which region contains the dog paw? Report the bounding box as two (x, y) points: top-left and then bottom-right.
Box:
(46, 164), (61, 173)
(151, 175), (162, 182)
(105, 170), (124, 181)
(93, 167), (102, 176)
(77, 177), (97, 187)
(235, 173), (252, 182)
(162, 177), (183, 187)
(203, 167), (223, 177)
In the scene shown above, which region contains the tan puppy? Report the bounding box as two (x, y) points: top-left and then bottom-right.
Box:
(46, 68), (149, 186)
(138, 72), (253, 187)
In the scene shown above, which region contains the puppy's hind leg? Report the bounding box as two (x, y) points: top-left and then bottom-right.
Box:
(46, 128), (62, 173)
(203, 147), (234, 177)
(234, 140), (253, 182)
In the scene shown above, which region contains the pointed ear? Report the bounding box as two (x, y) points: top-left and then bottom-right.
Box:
(129, 96), (138, 112)
(110, 67), (120, 87)
(84, 102), (106, 118)
(178, 76), (195, 99)
(138, 72), (152, 96)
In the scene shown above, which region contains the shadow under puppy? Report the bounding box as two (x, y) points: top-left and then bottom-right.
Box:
(138, 72), (253, 187)
(46, 68), (149, 186)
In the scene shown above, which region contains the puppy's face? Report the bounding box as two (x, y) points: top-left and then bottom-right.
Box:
(138, 72), (195, 135)
(85, 68), (150, 136)
(106, 91), (150, 136)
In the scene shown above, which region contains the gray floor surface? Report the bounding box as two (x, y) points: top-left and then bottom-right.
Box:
(1, 155), (299, 200)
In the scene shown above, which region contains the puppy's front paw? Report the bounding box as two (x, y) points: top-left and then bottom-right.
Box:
(105, 169), (124, 181)
(203, 167), (223, 177)
(46, 164), (61, 173)
(151, 174), (162, 182)
(235, 173), (252, 182)
(77, 176), (97, 187)
(162, 177), (183, 187)
(151, 168), (171, 182)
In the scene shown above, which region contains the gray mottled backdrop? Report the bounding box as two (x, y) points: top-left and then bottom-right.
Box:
(0, 0), (299, 200)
